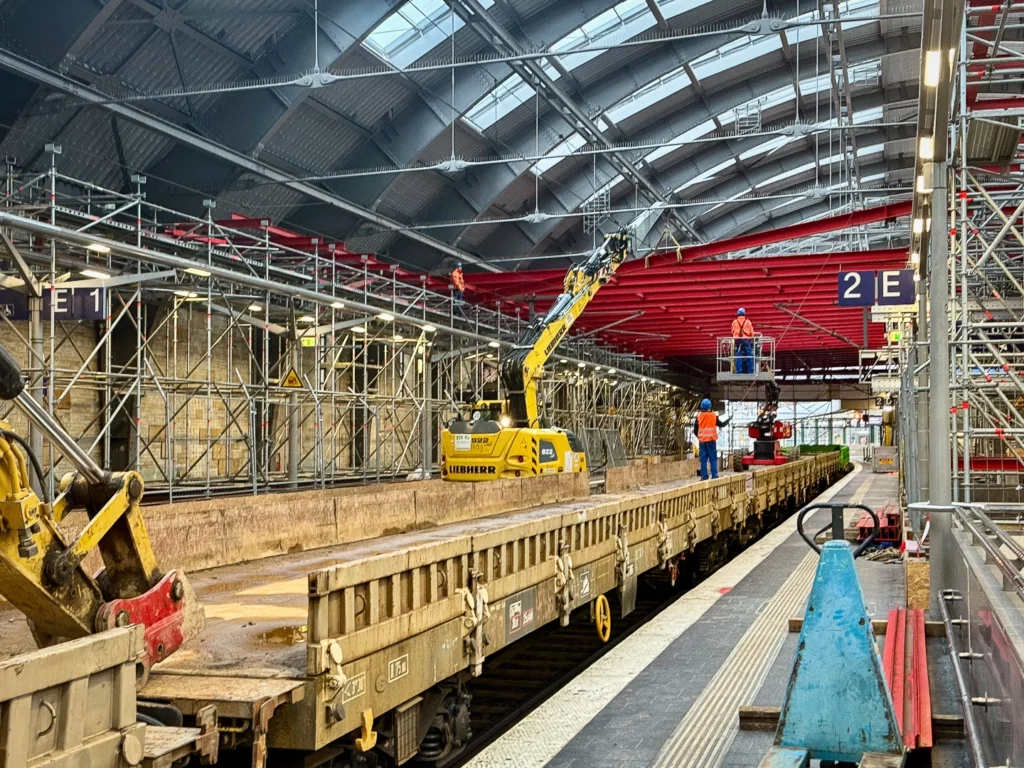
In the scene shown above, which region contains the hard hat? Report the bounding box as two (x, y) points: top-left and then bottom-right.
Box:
(456, 262), (463, 268)
(700, 398), (712, 411)
(737, 307), (746, 315)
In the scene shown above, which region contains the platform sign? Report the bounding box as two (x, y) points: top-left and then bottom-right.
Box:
(876, 269), (915, 306)
(838, 271), (875, 306)
(839, 270), (915, 309)
(0, 287), (105, 321)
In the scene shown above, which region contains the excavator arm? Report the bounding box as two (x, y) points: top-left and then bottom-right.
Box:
(0, 344), (203, 686)
(499, 230), (631, 427)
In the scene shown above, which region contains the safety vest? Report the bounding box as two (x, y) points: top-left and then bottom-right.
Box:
(697, 411), (719, 442)
(731, 317), (754, 338)
(451, 268), (465, 291)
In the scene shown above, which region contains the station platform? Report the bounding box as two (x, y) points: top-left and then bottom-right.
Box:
(468, 467), (968, 768)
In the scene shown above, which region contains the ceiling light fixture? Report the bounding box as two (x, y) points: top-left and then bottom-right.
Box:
(184, 267), (211, 277)
(422, 324), (437, 333)
(918, 136), (933, 160)
(912, 218), (924, 234)
(488, 341), (500, 348)
(376, 312), (395, 322)
(80, 269), (110, 280)
(331, 301), (344, 309)
(249, 304), (263, 312)
(86, 243), (110, 254)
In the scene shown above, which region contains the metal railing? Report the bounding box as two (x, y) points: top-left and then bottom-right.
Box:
(716, 335), (776, 381)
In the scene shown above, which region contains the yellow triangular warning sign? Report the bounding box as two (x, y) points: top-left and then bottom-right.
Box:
(281, 368), (304, 389)
(1016, 395), (1024, 408)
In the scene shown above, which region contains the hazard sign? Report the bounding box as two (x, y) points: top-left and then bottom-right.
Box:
(1016, 395), (1024, 408)
(281, 368), (304, 389)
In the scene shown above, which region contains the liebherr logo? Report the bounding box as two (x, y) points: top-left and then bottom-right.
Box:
(543, 326), (568, 357)
(450, 465), (497, 475)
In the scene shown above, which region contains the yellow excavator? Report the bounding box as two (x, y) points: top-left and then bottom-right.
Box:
(440, 229), (631, 481)
(0, 344), (203, 685)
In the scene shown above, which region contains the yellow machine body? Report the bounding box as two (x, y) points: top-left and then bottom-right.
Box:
(440, 423), (586, 481)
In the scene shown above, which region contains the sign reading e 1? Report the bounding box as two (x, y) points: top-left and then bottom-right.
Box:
(0, 287), (106, 321)
(838, 270), (915, 307)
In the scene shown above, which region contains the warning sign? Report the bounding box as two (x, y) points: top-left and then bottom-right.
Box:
(281, 368), (304, 389)
(1016, 395), (1024, 408)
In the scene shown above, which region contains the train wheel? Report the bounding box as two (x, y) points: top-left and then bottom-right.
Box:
(594, 595), (611, 642)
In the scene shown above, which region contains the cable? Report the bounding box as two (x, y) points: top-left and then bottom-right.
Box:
(0, 429), (48, 505)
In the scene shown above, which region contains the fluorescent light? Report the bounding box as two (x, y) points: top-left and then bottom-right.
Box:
(352, 325), (366, 333)
(488, 341), (500, 348)
(422, 324), (437, 333)
(249, 304), (263, 312)
(916, 175), (930, 193)
(577, 362), (586, 368)
(919, 136), (933, 160)
(174, 290), (197, 298)
(606, 368), (616, 375)
(559, 358), (568, 363)
(331, 301), (344, 309)
(485, 353), (495, 360)
(80, 269), (110, 279)
(298, 315), (315, 323)
(913, 272), (921, 282)
(910, 252), (920, 264)
(912, 218), (924, 234)
(376, 312), (394, 322)
(184, 267), (211, 277)
(924, 50), (941, 87)
(926, 217), (931, 231)
(594, 366), (602, 372)
(86, 243), (110, 254)
(393, 334), (404, 342)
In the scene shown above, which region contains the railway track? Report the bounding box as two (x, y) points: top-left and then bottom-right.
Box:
(435, 498), (798, 768)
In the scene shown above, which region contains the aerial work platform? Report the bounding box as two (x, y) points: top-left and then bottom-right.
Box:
(468, 469), (969, 768)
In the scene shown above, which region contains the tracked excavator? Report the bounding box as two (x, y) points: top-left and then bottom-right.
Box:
(440, 230), (631, 481)
(0, 344), (204, 686)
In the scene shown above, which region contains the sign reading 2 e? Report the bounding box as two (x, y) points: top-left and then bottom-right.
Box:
(838, 270), (914, 307)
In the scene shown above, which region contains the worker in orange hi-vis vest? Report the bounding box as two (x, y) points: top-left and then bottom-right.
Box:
(693, 398), (731, 480)
(450, 262), (466, 317)
(731, 307), (755, 374)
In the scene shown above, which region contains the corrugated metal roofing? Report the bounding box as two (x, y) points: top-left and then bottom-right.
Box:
(185, 0), (303, 59)
(262, 102), (365, 173)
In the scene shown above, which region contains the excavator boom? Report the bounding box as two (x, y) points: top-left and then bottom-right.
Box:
(499, 230), (631, 427)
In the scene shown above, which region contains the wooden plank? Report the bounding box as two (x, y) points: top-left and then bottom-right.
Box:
(738, 705), (781, 731)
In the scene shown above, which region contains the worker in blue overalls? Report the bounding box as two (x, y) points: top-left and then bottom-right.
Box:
(694, 399), (731, 480)
(732, 307), (755, 374)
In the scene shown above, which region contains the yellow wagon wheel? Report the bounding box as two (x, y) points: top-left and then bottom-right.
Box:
(594, 595), (611, 642)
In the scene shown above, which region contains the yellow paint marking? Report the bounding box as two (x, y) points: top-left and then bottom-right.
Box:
(203, 603), (307, 621)
(237, 578), (308, 596)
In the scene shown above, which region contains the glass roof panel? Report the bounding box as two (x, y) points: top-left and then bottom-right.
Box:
(644, 119), (717, 163)
(550, 0), (656, 70)
(536, 132), (587, 175)
(364, 0), (494, 69)
(606, 66), (691, 122)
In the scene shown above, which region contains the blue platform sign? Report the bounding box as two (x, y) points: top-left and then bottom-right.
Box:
(876, 269), (915, 306)
(838, 269), (915, 308)
(0, 287), (106, 321)
(837, 270), (875, 307)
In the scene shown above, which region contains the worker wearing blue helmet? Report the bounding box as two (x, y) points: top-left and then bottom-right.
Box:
(694, 398), (731, 480)
(731, 307), (755, 374)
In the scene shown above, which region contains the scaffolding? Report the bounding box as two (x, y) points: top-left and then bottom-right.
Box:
(898, 2), (1024, 505)
(0, 155), (678, 499)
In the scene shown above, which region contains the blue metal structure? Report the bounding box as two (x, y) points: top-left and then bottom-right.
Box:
(761, 506), (904, 767)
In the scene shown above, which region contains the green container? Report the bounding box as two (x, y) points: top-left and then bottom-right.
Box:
(798, 444), (851, 468)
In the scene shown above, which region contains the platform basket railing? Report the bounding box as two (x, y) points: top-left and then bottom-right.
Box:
(716, 335), (776, 382)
